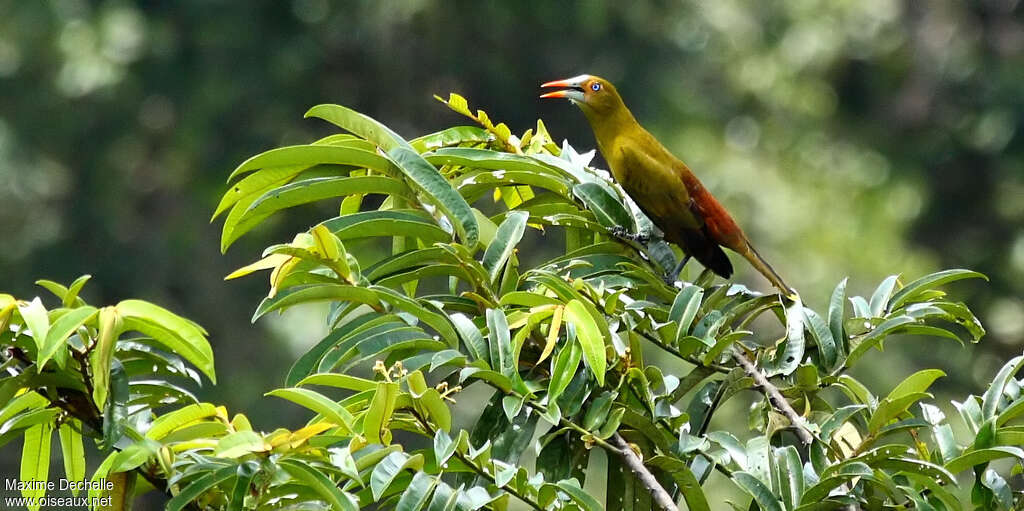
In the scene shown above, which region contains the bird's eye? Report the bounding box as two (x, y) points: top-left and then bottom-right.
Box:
(591, 82), (602, 92)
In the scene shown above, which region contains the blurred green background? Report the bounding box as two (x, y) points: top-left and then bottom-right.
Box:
(1, 0), (1021, 505)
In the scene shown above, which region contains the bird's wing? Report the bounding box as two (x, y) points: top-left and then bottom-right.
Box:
(617, 142), (703, 230)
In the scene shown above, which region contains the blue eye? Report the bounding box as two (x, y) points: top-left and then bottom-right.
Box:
(591, 83), (601, 91)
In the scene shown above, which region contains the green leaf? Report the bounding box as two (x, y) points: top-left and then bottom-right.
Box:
(548, 339), (582, 403)
(146, 403), (218, 440)
(846, 315), (916, 366)
(17, 297), (50, 352)
(411, 126), (491, 152)
(768, 300), (806, 375)
(370, 452), (425, 501)
(58, 420), (86, 496)
(802, 307), (837, 371)
(64, 275), (91, 307)
(297, 373), (377, 392)
(388, 146), (479, 247)
(321, 210), (452, 244)
(364, 382), (400, 444)
(869, 392), (932, 433)
(889, 269), (987, 309)
(228, 461), (260, 511)
(243, 175), (411, 226)
(306, 103), (410, 151)
(565, 299), (606, 385)
(228, 143), (395, 182)
(266, 388), (354, 434)
(982, 354), (1024, 419)
(869, 274), (900, 316)
(396, 472), (437, 511)
(572, 182), (634, 230)
(486, 308), (514, 378)
(482, 211), (528, 284)
(827, 278), (848, 354)
(556, 479), (603, 511)
(215, 431), (266, 458)
(20, 422), (53, 511)
(945, 446), (1024, 474)
(280, 458), (359, 511)
(117, 299), (216, 383)
(669, 285), (704, 341)
(801, 462), (873, 503)
(734, 471), (784, 511)
(253, 284), (380, 321)
(647, 455), (711, 511)
(776, 446), (804, 510)
(450, 313), (489, 365)
(90, 306), (121, 410)
(38, 306), (97, 370)
(886, 369), (945, 402)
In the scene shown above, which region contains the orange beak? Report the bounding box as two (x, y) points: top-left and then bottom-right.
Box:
(540, 75), (589, 101)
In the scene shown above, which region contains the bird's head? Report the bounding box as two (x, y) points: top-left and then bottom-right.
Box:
(540, 74), (625, 118)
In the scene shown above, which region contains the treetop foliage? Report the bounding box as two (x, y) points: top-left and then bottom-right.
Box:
(1, 95), (1020, 510)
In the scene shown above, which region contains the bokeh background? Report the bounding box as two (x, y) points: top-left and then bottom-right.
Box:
(1, 0), (1022, 507)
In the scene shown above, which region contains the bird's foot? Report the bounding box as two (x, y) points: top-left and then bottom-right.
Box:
(607, 225), (651, 244)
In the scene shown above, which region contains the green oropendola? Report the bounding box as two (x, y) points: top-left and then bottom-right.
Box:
(541, 74), (794, 297)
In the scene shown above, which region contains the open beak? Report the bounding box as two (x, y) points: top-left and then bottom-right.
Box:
(540, 75), (589, 102)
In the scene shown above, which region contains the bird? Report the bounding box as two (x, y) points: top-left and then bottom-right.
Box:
(540, 74), (795, 297)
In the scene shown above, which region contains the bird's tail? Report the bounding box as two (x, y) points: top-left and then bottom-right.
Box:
(739, 241), (796, 299)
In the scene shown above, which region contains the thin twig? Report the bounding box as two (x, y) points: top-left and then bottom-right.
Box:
(730, 347), (814, 445)
(517, 400), (680, 511)
(610, 433), (679, 511)
(410, 410), (545, 511)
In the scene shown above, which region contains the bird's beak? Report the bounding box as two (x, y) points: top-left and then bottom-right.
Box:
(540, 75), (589, 102)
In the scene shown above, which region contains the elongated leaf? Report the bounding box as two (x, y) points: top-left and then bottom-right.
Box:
(450, 313), (489, 365)
(827, 278), (848, 354)
(90, 306), (121, 410)
(38, 306), (97, 370)
(572, 182), (634, 230)
(146, 403), (218, 440)
(321, 210), (451, 244)
(58, 420), (86, 496)
(396, 472), (437, 511)
(486, 308), (514, 378)
(945, 446), (1024, 474)
(266, 388), (354, 433)
(228, 461), (260, 511)
(869, 275), (899, 316)
(117, 299), (215, 383)
(411, 126), (491, 152)
(647, 455), (711, 511)
(228, 144), (395, 182)
(669, 285), (704, 341)
(243, 175), (410, 224)
(846, 315), (917, 366)
(364, 382), (400, 444)
(20, 422), (52, 511)
(565, 299), (605, 385)
(982, 354), (1024, 419)
(482, 211), (528, 284)
(734, 471), (784, 511)
(889, 269), (987, 309)
(802, 307), (837, 371)
(556, 479), (603, 511)
(388, 146), (478, 247)
(306, 103), (410, 151)
(254, 284), (380, 321)
(17, 297), (49, 352)
(280, 458), (359, 511)
(370, 452), (425, 501)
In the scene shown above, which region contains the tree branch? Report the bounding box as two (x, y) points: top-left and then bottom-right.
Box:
(731, 347), (814, 445)
(610, 433), (679, 511)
